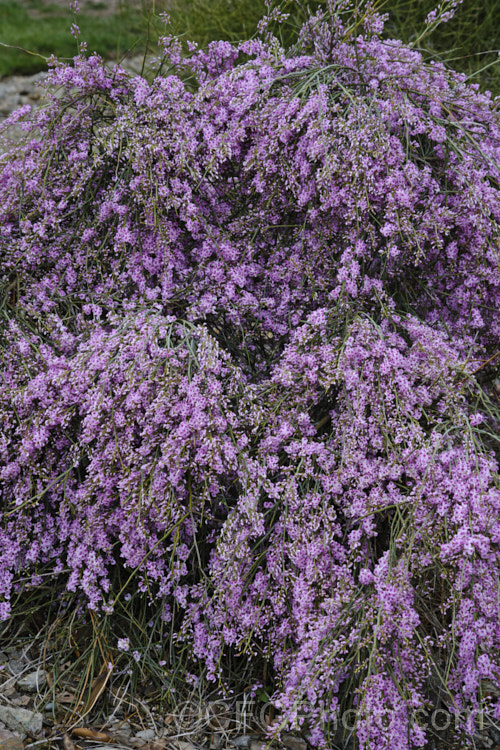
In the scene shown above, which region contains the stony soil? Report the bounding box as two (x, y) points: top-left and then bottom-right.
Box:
(0, 643), (310, 750)
(1, 638), (499, 750)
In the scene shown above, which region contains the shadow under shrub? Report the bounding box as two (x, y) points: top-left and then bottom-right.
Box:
(1, 2), (500, 748)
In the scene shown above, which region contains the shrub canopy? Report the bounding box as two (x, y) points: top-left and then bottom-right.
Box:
(1, 2), (500, 747)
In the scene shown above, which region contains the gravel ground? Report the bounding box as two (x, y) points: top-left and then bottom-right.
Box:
(1, 637), (500, 750)
(0, 644), (310, 750)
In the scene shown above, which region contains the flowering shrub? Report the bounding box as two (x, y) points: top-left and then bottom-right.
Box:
(1, 1), (499, 747)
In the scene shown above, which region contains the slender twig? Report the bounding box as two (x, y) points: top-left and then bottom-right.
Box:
(457, 350), (500, 386)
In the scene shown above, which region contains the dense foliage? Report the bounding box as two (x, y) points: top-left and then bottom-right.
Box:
(1, 1), (500, 747)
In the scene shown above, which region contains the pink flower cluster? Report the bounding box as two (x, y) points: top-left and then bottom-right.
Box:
(1, 2), (499, 747)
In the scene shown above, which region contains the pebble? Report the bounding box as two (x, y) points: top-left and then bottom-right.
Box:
(147, 741), (168, 750)
(248, 741), (266, 750)
(489, 725), (500, 745)
(16, 671), (46, 694)
(282, 735), (307, 750)
(0, 730), (24, 750)
(233, 737), (259, 749)
(7, 661), (26, 677)
(0, 707), (43, 739)
(110, 723), (132, 736)
(10, 697), (30, 708)
(134, 730), (155, 742)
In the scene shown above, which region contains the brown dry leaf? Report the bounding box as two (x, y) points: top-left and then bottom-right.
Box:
(143, 741), (168, 750)
(57, 691), (79, 705)
(64, 664), (113, 729)
(71, 728), (113, 743)
(81, 668), (112, 716)
(62, 733), (79, 750)
(112, 733), (134, 748)
(264, 705), (276, 727)
(12, 695), (31, 707)
(207, 703), (232, 731)
(0, 730), (20, 740)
